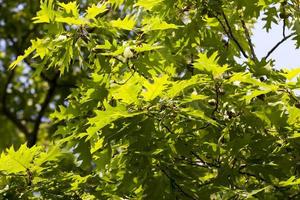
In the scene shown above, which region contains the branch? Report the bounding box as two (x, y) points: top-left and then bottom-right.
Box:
(27, 74), (59, 147)
(191, 151), (220, 168)
(112, 71), (135, 85)
(215, 11), (249, 59)
(264, 33), (296, 59)
(212, 82), (221, 118)
(159, 166), (197, 200)
(283, 18), (287, 38)
(160, 122), (219, 168)
(289, 192), (300, 199)
(1, 70), (30, 137)
(240, 18), (258, 61)
(238, 165), (281, 190)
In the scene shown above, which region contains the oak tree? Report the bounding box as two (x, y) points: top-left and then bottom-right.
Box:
(1, 0), (300, 199)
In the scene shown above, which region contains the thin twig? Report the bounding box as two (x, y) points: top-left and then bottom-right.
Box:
(240, 18), (258, 61)
(159, 166), (197, 200)
(264, 33), (296, 59)
(215, 11), (249, 59)
(112, 71), (135, 85)
(283, 18), (287, 38)
(281, 2), (287, 38)
(212, 82), (221, 118)
(238, 165), (281, 190)
(160, 122), (219, 168)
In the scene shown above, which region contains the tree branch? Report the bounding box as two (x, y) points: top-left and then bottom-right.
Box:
(159, 166), (197, 200)
(264, 33), (296, 59)
(240, 18), (258, 61)
(1, 70), (30, 137)
(27, 74), (59, 147)
(215, 11), (249, 59)
(238, 165), (281, 190)
(283, 18), (287, 38)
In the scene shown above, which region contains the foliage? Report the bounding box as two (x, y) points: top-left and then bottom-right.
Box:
(1, 0), (300, 199)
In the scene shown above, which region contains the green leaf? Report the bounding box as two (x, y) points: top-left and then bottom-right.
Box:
(142, 75), (170, 101)
(281, 68), (300, 81)
(287, 106), (300, 125)
(194, 52), (229, 79)
(34, 145), (61, 168)
(85, 3), (108, 20)
(133, 43), (163, 53)
(280, 176), (300, 186)
(142, 17), (179, 32)
(111, 16), (136, 30)
(101, 46), (125, 56)
(55, 16), (86, 25)
(181, 93), (208, 104)
(242, 88), (273, 104)
(181, 107), (219, 126)
(90, 138), (104, 154)
(32, 38), (49, 59)
(94, 40), (112, 50)
(83, 102), (144, 139)
(32, 0), (55, 23)
(0, 144), (40, 174)
(166, 75), (207, 98)
(57, 1), (79, 18)
(262, 7), (278, 32)
(246, 186), (272, 198)
(289, 132), (300, 139)
(134, 0), (164, 11)
(111, 73), (142, 104)
(9, 45), (35, 69)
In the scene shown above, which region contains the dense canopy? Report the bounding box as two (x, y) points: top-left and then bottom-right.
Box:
(1, 0), (300, 199)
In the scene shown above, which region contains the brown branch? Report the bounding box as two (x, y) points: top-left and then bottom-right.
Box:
(240, 18), (258, 61)
(27, 74), (59, 147)
(3, 26), (61, 147)
(238, 165), (281, 190)
(264, 33), (296, 59)
(112, 71), (135, 85)
(1, 70), (30, 137)
(159, 166), (197, 200)
(281, 2), (287, 38)
(191, 151), (220, 168)
(212, 82), (221, 118)
(283, 18), (287, 38)
(160, 122), (219, 169)
(215, 11), (249, 59)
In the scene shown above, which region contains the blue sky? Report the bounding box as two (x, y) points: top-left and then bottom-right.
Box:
(252, 19), (300, 69)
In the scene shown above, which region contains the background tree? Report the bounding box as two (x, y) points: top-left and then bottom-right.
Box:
(1, 0), (300, 199)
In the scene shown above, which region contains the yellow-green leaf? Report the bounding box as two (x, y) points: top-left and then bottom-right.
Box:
(0, 144), (41, 174)
(133, 43), (163, 53)
(281, 68), (300, 81)
(142, 75), (170, 101)
(32, 0), (55, 23)
(111, 74), (142, 104)
(142, 17), (179, 32)
(111, 16), (136, 30)
(9, 45), (35, 69)
(194, 52), (229, 79)
(58, 1), (79, 18)
(134, 0), (164, 11)
(84, 102), (144, 139)
(181, 107), (219, 126)
(85, 4), (107, 19)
